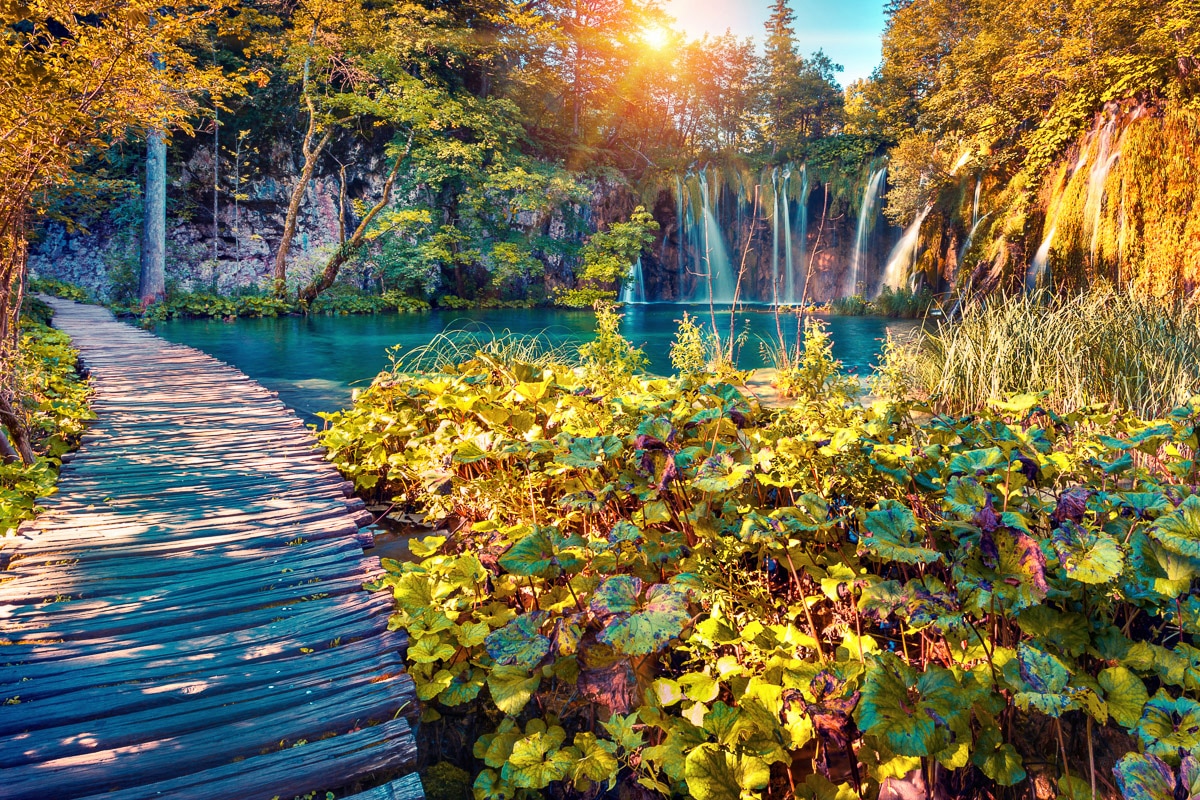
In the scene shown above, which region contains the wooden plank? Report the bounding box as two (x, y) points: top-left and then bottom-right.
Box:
(0, 591), (391, 669)
(0, 632), (408, 735)
(0, 540), (368, 626)
(0, 536), (364, 600)
(0, 609), (397, 704)
(1, 658), (414, 767)
(1, 677), (413, 798)
(68, 718), (418, 800)
(344, 774), (427, 800)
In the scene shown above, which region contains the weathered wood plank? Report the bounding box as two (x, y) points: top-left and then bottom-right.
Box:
(0, 632), (407, 735)
(69, 718), (418, 800)
(344, 774), (427, 800)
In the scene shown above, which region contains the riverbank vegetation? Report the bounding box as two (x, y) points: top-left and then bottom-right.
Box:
(888, 290), (1200, 418)
(319, 308), (1200, 800)
(1, 309), (92, 537)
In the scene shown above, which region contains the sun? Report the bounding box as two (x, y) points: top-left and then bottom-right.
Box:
(641, 24), (671, 50)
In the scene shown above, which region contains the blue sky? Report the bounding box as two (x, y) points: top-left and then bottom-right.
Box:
(662, 0), (886, 86)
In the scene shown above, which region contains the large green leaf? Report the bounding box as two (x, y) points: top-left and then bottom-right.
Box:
(590, 574), (641, 616)
(1137, 691), (1200, 762)
(948, 447), (1007, 476)
(498, 526), (584, 579)
(485, 612), (551, 667)
(1114, 753), (1199, 800)
(1151, 495), (1200, 558)
(1099, 666), (1149, 730)
(945, 476), (989, 516)
(1129, 531), (1200, 599)
(503, 727), (574, 789)
(1051, 521), (1124, 584)
(572, 732), (619, 787)
(556, 435), (623, 469)
(1014, 643), (1075, 717)
(597, 582), (690, 655)
(487, 666), (541, 716)
(857, 653), (967, 756)
(858, 500), (941, 565)
(693, 453), (753, 493)
(972, 724), (1026, 785)
(684, 743), (770, 800)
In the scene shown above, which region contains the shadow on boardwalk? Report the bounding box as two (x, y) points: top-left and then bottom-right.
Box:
(0, 298), (422, 800)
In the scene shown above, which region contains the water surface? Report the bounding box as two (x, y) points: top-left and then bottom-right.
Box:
(155, 306), (919, 420)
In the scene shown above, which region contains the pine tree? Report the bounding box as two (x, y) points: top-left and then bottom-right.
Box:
(762, 0), (802, 152)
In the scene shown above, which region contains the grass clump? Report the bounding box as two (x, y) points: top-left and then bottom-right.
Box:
(885, 288), (1200, 416)
(388, 323), (580, 375)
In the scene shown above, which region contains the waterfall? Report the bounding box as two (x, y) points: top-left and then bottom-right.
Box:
(620, 257), (646, 304)
(845, 166), (887, 297)
(880, 205), (931, 293)
(1084, 118), (1120, 263)
(959, 212), (990, 268)
(1026, 226), (1056, 291)
(675, 175), (686, 302)
(781, 169), (795, 304)
(796, 164), (809, 304)
(971, 178), (982, 228)
(770, 168), (780, 304)
(692, 170), (736, 304)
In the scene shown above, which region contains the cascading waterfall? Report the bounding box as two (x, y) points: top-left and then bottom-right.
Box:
(770, 168), (781, 304)
(881, 205), (931, 292)
(781, 169), (795, 304)
(675, 175), (686, 301)
(795, 164), (809, 304)
(1085, 117), (1120, 263)
(971, 178), (982, 228)
(691, 169), (736, 304)
(959, 212), (990, 267)
(845, 166), (887, 297)
(620, 257), (646, 304)
(1026, 227), (1057, 291)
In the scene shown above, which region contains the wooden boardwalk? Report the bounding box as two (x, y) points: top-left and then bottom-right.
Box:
(0, 299), (422, 800)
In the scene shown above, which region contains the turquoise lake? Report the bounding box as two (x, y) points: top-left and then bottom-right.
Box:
(155, 306), (920, 421)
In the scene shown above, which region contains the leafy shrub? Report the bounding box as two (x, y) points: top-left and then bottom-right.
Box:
(578, 303), (646, 391)
(827, 294), (869, 316)
(872, 285), (933, 318)
(555, 206), (658, 308)
(29, 278), (92, 303)
(2, 320), (92, 536)
(319, 313), (1200, 800)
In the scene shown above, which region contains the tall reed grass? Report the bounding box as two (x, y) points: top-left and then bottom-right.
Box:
(389, 323), (581, 373)
(882, 290), (1200, 417)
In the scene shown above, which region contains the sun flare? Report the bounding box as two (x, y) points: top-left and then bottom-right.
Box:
(641, 24), (671, 50)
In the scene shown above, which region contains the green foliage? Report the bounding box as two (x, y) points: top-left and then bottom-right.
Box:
(122, 287), (428, 322)
(29, 278), (92, 303)
(319, 309), (1200, 799)
(2, 320), (92, 536)
(578, 304), (647, 393)
(556, 207), (658, 308)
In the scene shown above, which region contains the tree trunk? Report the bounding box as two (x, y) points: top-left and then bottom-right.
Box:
(0, 393), (34, 465)
(0, 205), (35, 465)
(139, 130), (167, 304)
(0, 427), (19, 464)
(272, 96), (333, 298)
(296, 135), (411, 305)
